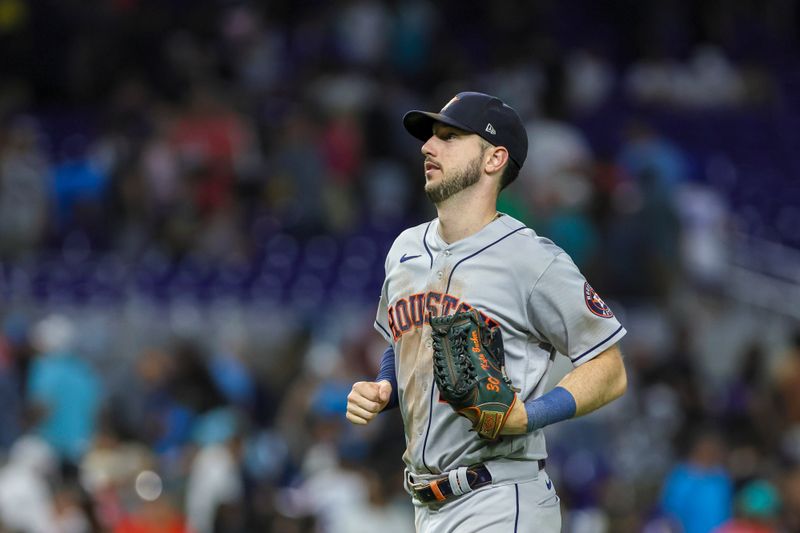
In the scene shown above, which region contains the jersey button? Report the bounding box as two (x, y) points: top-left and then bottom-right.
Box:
(436, 271), (443, 279)
(444, 250), (451, 256)
(425, 340), (432, 348)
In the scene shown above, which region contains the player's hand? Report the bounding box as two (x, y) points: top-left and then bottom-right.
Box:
(346, 380), (392, 425)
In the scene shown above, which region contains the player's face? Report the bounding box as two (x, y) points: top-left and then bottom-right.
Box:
(422, 124), (486, 204)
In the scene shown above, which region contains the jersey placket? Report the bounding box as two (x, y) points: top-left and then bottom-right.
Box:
(419, 246), (454, 472)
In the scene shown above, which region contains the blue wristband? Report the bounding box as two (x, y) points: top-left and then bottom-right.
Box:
(524, 386), (577, 433)
(375, 346), (399, 410)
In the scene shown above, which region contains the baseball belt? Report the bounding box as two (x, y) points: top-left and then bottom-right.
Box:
(409, 459), (546, 505)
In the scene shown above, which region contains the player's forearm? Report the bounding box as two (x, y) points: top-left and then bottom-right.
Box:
(502, 344), (626, 435)
(556, 344), (627, 417)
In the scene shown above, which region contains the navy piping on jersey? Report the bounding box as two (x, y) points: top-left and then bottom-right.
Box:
(572, 324), (624, 363)
(420, 376), (437, 473)
(514, 484), (520, 532)
(374, 320), (392, 342)
(422, 221), (434, 269)
(444, 226), (527, 294)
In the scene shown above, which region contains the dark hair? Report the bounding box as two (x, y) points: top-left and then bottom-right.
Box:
(499, 160), (520, 190)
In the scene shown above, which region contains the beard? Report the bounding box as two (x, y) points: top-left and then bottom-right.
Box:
(424, 155), (482, 204)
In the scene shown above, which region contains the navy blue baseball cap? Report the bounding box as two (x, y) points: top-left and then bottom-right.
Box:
(403, 92), (528, 169)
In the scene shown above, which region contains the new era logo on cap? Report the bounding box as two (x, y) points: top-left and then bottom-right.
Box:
(402, 91), (528, 169)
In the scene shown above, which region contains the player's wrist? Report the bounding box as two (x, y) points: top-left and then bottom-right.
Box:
(499, 395), (528, 435)
(524, 386), (577, 433)
(375, 346), (399, 411)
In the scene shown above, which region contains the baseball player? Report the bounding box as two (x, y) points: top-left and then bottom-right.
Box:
(346, 92), (627, 532)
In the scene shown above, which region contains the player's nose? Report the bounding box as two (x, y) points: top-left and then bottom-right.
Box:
(421, 136), (438, 157)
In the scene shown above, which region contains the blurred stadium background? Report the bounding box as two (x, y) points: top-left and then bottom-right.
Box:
(0, 0), (800, 531)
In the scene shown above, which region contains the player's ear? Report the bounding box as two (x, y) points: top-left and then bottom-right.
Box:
(484, 146), (509, 176)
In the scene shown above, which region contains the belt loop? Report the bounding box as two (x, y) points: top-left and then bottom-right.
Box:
(458, 466), (473, 495)
(448, 466), (471, 496)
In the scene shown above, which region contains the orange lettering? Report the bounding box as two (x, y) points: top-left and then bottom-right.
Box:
(471, 331), (480, 352)
(396, 299), (412, 332)
(389, 293), (500, 342)
(486, 376), (500, 392)
(409, 293), (425, 326)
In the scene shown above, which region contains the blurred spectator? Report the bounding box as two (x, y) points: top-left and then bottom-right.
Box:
(0, 434), (91, 533)
(185, 408), (247, 533)
(329, 470), (413, 533)
(721, 343), (777, 453)
(714, 479), (781, 533)
(280, 438), (371, 532)
(517, 59), (598, 267)
(27, 314), (102, 464)
(605, 166), (681, 302)
(388, 0), (436, 77)
(0, 328), (24, 449)
(208, 338), (258, 415)
(140, 111), (181, 215)
(773, 330), (800, 433)
(79, 423), (155, 531)
(522, 106), (594, 214)
(167, 85), (256, 217)
(661, 430), (734, 533)
(363, 159), (412, 224)
(617, 120), (689, 194)
(319, 111), (364, 233)
(624, 45), (749, 109)
(220, 6), (285, 95)
(264, 109), (327, 233)
(51, 134), (109, 241)
(565, 47), (615, 113)
(675, 182), (731, 290)
(113, 497), (189, 533)
(334, 0), (391, 67)
(52, 485), (94, 533)
(132, 342), (227, 462)
(114, 348), (179, 452)
(0, 116), (49, 258)
(782, 465), (800, 532)
(0, 435), (57, 532)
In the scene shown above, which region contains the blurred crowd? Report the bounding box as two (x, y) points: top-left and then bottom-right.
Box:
(1, 0), (800, 532)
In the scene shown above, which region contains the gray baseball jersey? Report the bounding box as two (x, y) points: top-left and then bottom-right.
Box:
(374, 213), (626, 478)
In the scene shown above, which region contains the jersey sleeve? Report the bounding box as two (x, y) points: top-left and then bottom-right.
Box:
(374, 279), (394, 345)
(527, 252), (626, 366)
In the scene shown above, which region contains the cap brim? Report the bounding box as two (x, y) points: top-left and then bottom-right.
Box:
(402, 111), (474, 142)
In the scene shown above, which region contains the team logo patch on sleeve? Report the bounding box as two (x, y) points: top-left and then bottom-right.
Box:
(584, 282), (614, 318)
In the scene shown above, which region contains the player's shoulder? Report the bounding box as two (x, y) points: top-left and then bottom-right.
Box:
(496, 214), (566, 261)
(490, 214), (574, 281)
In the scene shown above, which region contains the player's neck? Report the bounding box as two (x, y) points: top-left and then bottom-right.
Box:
(435, 193), (499, 244)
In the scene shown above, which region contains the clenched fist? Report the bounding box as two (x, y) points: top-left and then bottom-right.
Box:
(346, 380), (392, 425)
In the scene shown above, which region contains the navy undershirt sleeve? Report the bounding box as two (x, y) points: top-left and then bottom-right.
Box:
(375, 345), (399, 411)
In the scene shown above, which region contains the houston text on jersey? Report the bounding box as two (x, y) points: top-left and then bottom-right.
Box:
(387, 291), (499, 341)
